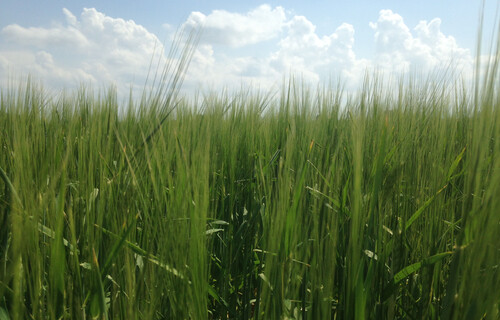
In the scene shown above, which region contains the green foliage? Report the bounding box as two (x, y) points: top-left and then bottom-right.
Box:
(0, 27), (499, 320)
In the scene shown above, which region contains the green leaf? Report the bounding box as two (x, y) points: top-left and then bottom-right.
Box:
(0, 307), (10, 320)
(306, 186), (341, 209)
(205, 228), (224, 235)
(405, 184), (447, 231)
(50, 189), (67, 303)
(259, 273), (273, 291)
(207, 286), (229, 308)
(446, 147), (466, 181)
(80, 262), (92, 270)
(101, 218), (136, 278)
(96, 224), (188, 281)
(38, 223), (76, 253)
(209, 219), (229, 225)
(394, 251), (453, 284)
(0, 166), (22, 209)
(394, 262), (422, 284)
(90, 249), (108, 320)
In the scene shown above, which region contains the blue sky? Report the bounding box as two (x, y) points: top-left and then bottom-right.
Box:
(0, 0), (497, 97)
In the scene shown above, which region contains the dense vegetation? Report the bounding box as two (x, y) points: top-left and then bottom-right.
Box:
(1, 29), (499, 320)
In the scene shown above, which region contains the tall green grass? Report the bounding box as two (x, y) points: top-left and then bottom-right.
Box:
(1, 29), (500, 320)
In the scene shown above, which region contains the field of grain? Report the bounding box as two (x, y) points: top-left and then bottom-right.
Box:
(0, 32), (499, 320)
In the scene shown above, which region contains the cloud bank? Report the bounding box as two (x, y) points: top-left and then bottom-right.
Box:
(0, 8), (164, 97)
(370, 9), (472, 74)
(0, 6), (474, 98)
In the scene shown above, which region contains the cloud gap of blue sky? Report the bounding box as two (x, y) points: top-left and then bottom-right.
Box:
(0, 1), (497, 99)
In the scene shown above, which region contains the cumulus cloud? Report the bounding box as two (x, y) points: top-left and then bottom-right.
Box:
(0, 6), (476, 98)
(185, 14), (366, 92)
(185, 8), (473, 93)
(268, 16), (369, 87)
(185, 43), (281, 93)
(183, 4), (286, 47)
(369, 9), (473, 74)
(0, 8), (165, 97)
(63, 8), (78, 27)
(2, 23), (88, 48)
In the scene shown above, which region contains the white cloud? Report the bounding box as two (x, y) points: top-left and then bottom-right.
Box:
(184, 8), (475, 93)
(0, 49), (96, 88)
(63, 8), (78, 27)
(268, 17), (369, 87)
(0, 8), (165, 98)
(184, 13), (371, 91)
(0, 6), (476, 99)
(185, 43), (281, 93)
(2, 23), (89, 48)
(369, 9), (473, 75)
(183, 4), (286, 47)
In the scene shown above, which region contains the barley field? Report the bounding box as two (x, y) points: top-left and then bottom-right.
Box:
(0, 32), (499, 320)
